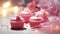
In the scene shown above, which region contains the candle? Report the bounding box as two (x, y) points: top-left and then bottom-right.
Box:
(13, 6), (19, 14)
(2, 9), (7, 18)
(1, 9), (8, 29)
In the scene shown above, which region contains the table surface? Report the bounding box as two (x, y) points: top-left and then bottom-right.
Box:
(0, 15), (60, 34)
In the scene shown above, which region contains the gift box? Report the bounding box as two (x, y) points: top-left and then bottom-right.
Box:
(10, 15), (25, 30)
(29, 16), (42, 28)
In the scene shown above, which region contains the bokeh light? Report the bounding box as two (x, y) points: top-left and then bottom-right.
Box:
(3, 1), (11, 8)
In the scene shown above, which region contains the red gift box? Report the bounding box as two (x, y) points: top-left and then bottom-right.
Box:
(29, 16), (42, 28)
(10, 16), (25, 30)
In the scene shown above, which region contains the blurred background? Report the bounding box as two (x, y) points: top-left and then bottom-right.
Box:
(0, 0), (33, 16)
(0, 0), (60, 34)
